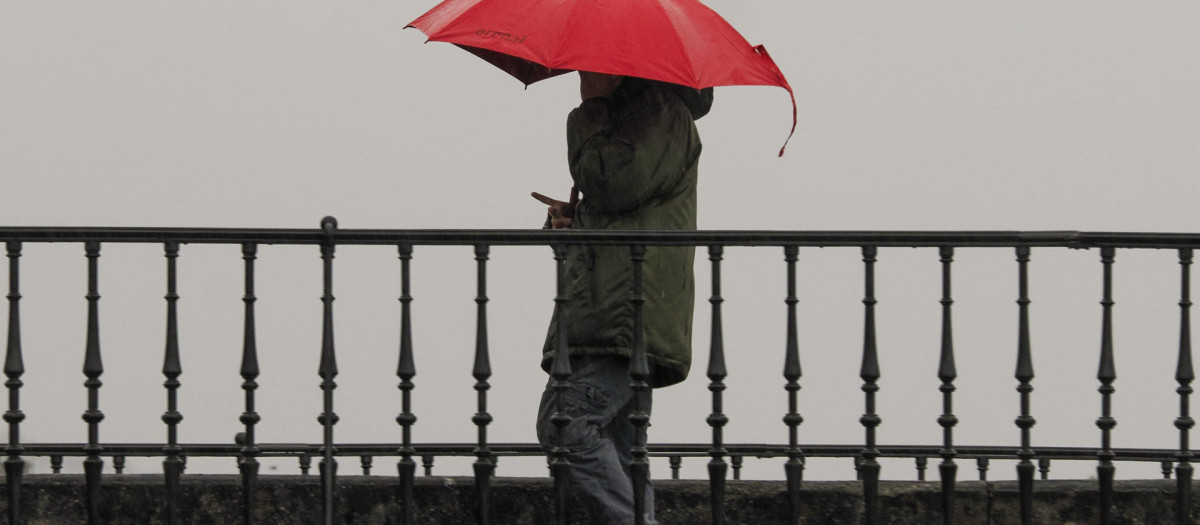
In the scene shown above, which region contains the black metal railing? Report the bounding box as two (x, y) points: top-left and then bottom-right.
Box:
(2, 221), (1199, 525)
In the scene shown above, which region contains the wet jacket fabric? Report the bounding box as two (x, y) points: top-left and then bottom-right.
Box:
(541, 78), (713, 388)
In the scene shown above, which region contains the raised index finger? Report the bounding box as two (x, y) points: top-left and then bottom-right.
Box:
(530, 192), (560, 206)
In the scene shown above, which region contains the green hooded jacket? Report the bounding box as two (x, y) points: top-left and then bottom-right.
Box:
(541, 77), (714, 388)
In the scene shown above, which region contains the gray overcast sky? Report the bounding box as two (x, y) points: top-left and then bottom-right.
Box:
(1, 2), (1198, 481)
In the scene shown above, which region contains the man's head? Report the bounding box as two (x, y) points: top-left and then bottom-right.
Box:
(579, 71), (624, 101)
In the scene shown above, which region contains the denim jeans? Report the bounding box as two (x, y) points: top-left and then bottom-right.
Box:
(536, 355), (657, 525)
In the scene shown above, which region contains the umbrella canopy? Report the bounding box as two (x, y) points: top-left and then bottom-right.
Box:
(407, 0), (796, 155)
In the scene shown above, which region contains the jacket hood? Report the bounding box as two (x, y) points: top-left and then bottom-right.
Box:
(615, 77), (714, 120)
(675, 85), (714, 120)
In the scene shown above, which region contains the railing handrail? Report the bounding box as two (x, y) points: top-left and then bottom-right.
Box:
(4, 226), (1200, 248)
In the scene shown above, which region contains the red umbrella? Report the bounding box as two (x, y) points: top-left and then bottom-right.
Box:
(406, 0), (796, 155)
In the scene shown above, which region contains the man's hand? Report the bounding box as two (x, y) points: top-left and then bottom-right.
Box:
(579, 71), (623, 101)
(531, 191), (572, 229)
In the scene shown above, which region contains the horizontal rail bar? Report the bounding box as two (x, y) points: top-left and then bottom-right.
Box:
(16, 442), (1194, 464)
(3, 227), (1199, 249)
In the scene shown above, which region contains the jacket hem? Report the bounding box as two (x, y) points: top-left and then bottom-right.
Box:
(541, 345), (688, 388)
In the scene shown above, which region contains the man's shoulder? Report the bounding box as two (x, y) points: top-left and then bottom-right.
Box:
(614, 84), (693, 130)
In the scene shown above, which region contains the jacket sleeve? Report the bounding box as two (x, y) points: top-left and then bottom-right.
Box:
(566, 91), (693, 215)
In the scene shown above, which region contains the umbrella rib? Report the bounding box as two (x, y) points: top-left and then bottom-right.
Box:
(406, 0), (486, 36)
(554, 0), (590, 74)
(645, 0), (702, 88)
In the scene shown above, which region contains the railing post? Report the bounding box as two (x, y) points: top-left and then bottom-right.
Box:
(629, 244), (651, 525)
(318, 217), (339, 525)
(82, 240), (105, 525)
(161, 241), (184, 525)
(4, 241), (25, 525)
(1176, 247), (1194, 525)
(937, 246), (958, 525)
(239, 242), (261, 525)
(864, 245), (883, 525)
(472, 244), (494, 525)
(1014, 246), (1037, 525)
(706, 245), (729, 525)
(422, 454), (434, 477)
(396, 243), (417, 525)
(1096, 247), (1117, 525)
(859, 245), (881, 525)
(782, 245), (805, 525)
(549, 243), (573, 525)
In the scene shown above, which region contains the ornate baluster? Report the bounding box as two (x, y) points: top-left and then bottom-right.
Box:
(1038, 458), (1051, 480)
(976, 458), (989, 481)
(1096, 247), (1117, 524)
(318, 217), (339, 525)
(239, 242), (261, 524)
(549, 244), (573, 525)
(299, 454), (312, 475)
(937, 247), (958, 525)
(629, 244), (651, 525)
(472, 244), (494, 525)
(1014, 246), (1037, 525)
(782, 245), (805, 524)
(1176, 247), (1194, 525)
(82, 241), (105, 524)
(707, 245), (729, 525)
(396, 243), (417, 525)
(915, 457), (928, 481)
(422, 454), (434, 477)
(161, 242), (184, 524)
(360, 455), (372, 476)
(859, 246), (882, 525)
(4, 242), (25, 525)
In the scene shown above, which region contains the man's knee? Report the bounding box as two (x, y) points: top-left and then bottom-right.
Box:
(537, 381), (614, 450)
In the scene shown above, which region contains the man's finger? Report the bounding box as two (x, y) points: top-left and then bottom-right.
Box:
(531, 192), (559, 206)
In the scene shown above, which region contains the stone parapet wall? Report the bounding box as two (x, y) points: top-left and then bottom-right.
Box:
(1, 474), (1190, 524)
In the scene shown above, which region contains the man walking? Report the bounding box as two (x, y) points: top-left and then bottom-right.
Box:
(534, 70), (713, 524)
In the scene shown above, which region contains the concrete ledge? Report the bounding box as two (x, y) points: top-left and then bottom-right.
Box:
(1, 474), (1194, 524)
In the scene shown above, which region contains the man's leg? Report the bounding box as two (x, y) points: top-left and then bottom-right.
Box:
(537, 355), (640, 523)
(606, 384), (656, 525)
